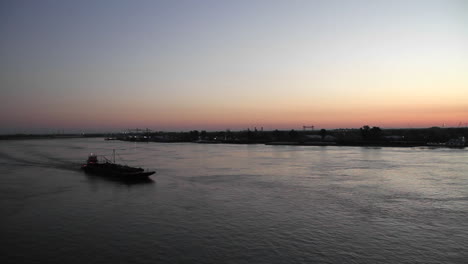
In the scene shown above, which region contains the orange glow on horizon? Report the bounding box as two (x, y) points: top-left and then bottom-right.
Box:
(5, 102), (464, 131)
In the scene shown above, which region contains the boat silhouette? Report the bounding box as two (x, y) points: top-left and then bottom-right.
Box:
(81, 150), (155, 180)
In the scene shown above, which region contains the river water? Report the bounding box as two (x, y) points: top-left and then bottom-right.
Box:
(0, 138), (467, 263)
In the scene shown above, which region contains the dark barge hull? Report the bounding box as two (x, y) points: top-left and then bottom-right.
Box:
(81, 164), (155, 180)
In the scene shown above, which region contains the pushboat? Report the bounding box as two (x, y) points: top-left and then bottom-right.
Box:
(81, 151), (155, 180)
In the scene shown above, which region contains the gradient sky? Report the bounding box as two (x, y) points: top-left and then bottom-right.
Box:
(1, 0), (467, 133)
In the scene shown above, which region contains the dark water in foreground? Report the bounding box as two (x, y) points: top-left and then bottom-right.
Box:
(0, 138), (467, 263)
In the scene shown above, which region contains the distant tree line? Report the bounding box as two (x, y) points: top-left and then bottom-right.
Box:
(114, 126), (467, 146)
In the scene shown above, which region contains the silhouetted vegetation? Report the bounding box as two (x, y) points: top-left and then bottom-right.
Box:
(360, 125), (382, 141)
(320, 129), (327, 140)
(110, 126), (467, 148)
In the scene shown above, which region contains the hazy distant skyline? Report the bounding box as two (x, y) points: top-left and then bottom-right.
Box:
(1, 0), (467, 133)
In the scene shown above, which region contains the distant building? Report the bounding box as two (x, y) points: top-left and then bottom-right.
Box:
(305, 135), (322, 141)
(446, 137), (465, 147)
(384, 135), (404, 141)
(304, 135), (336, 142)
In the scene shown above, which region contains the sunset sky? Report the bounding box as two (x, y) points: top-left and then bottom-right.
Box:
(1, 0), (467, 133)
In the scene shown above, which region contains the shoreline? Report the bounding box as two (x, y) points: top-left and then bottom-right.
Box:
(0, 136), (464, 149)
(1, 127), (466, 149)
(117, 139), (465, 149)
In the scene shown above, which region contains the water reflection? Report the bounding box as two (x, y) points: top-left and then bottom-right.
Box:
(1, 138), (468, 264)
(83, 172), (155, 186)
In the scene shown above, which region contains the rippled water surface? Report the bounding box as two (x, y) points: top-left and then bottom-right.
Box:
(1, 138), (467, 263)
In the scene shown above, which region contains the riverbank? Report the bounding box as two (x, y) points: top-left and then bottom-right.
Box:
(2, 127), (467, 148)
(0, 134), (104, 140)
(116, 127), (467, 148)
